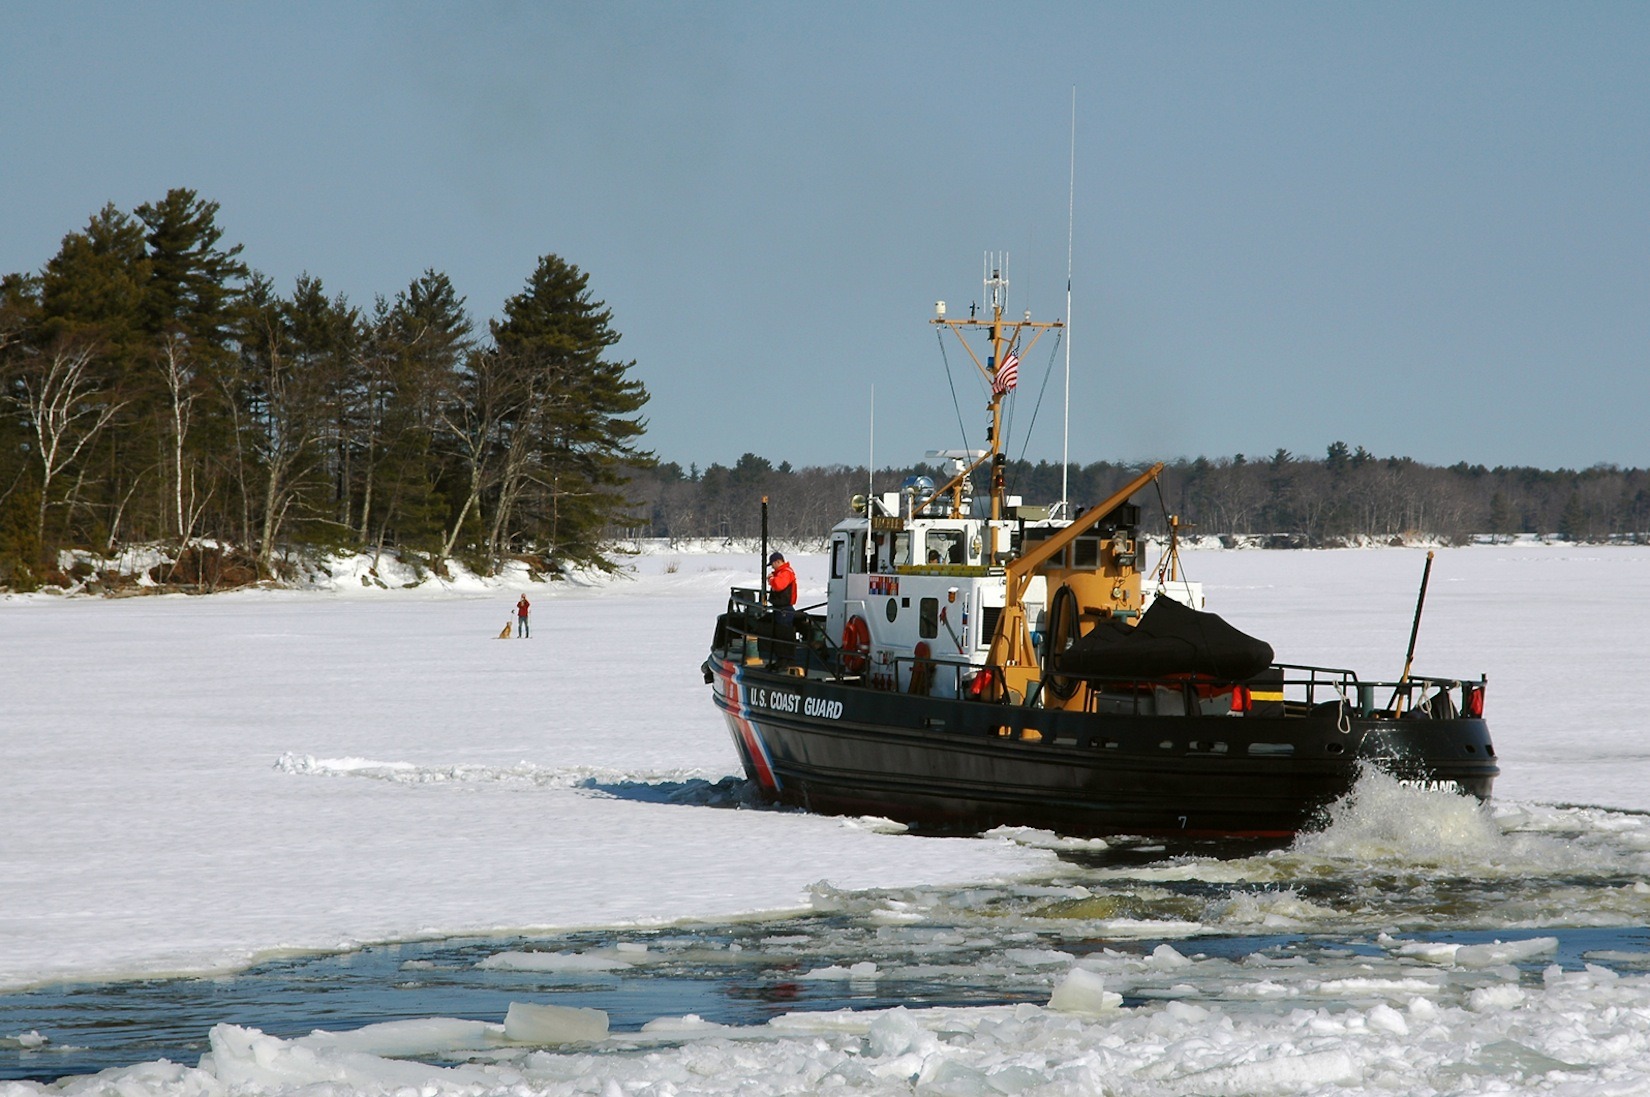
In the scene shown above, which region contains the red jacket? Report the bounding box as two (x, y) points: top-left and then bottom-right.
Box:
(517, 597), (530, 618)
(769, 562), (797, 608)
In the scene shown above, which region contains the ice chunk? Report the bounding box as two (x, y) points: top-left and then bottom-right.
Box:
(1309, 976), (1440, 997)
(1454, 937), (1558, 968)
(297, 1017), (500, 1057)
(915, 1057), (994, 1095)
(799, 961), (879, 980)
(867, 1008), (939, 1059)
(209, 1024), (495, 1090)
(869, 907), (928, 925)
(1393, 940), (1461, 965)
(1390, 936), (1556, 968)
(1092, 918), (1206, 938)
(1149, 943), (1193, 969)
(768, 1009), (880, 1036)
(1180, 1047), (1359, 1093)
(984, 825), (1111, 852)
(1048, 967), (1123, 1013)
(1161, 1000), (1212, 1024)
(845, 815), (910, 834)
(1582, 949), (1650, 965)
(1542, 962), (1619, 990)
(1366, 1002), (1409, 1035)
(1002, 947), (1075, 968)
(1468, 984), (1526, 1011)
(502, 1001), (610, 1044)
(1228, 979), (1295, 1000)
(637, 1014), (732, 1039)
(477, 950), (632, 972)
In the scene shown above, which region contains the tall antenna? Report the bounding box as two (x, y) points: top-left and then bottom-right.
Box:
(1063, 85), (1075, 509)
(868, 383), (875, 513)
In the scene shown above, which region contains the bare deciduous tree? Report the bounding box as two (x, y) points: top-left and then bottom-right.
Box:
(9, 342), (127, 553)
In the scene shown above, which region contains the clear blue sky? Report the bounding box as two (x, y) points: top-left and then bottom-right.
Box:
(4, 2), (1646, 472)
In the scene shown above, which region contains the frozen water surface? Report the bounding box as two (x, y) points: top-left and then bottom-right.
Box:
(4, 544), (1650, 1094)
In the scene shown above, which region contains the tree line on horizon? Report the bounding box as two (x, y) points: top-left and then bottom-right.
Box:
(0, 189), (650, 590)
(5, 193), (1645, 593)
(623, 444), (1650, 548)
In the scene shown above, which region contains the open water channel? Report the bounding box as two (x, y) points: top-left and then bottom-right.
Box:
(7, 775), (1650, 1085)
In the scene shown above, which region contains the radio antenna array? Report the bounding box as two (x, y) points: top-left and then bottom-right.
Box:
(984, 251), (1008, 314)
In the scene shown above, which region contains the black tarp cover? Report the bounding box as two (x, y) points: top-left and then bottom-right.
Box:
(1056, 594), (1275, 681)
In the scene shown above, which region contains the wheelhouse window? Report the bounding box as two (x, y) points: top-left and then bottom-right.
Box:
(926, 529), (964, 565)
(891, 531), (912, 568)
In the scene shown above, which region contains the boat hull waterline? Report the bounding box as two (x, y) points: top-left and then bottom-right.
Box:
(708, 651), (1496, 839)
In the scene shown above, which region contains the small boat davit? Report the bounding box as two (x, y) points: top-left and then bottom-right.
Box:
(703, 262), (1497, 838)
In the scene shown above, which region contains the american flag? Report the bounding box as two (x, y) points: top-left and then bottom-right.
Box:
(992, 352), (1019, 395)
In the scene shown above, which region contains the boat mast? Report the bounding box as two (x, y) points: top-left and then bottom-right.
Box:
(983, 254), (1010, 524)
(921, 254), (1063, 527)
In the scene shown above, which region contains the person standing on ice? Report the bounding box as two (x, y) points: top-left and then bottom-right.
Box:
(516, 594), (531, 638)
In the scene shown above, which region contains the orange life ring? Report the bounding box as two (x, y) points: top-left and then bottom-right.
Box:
(841, 615), (871, 675)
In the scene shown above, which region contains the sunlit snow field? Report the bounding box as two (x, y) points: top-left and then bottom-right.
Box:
(4, 543), (1650, 1095)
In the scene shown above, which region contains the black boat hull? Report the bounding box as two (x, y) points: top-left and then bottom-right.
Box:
(708, 652), (1497, 838)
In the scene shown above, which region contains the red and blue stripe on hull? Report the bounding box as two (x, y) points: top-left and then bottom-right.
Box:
(713, 656), (782, 793)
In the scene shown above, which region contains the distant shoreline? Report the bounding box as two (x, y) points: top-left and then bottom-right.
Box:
(6, 534), (1640, 600)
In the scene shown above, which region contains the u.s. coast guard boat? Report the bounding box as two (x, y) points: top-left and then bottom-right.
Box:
(703, 266), (1497, 838)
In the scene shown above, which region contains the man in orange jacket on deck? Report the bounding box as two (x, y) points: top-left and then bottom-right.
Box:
(768, 552), (798, 648)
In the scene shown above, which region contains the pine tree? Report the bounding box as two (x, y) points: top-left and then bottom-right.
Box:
(1559, 492), (1587, 543)
(135, 189), (248, 346)
(229, 274), (335, 570)
(38, 204), (150, 356)
(488, 255), (651, 569)
(367, 270), (473, 559)
(283, 273), (362, 540)
(1488, 491), (1513, 540)
(0, 276), (44, 577)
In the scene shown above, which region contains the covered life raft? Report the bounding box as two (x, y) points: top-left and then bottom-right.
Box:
(1056, 594), (1275, 682)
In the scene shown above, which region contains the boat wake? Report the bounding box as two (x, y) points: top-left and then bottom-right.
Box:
(694, 767), (1650, 957)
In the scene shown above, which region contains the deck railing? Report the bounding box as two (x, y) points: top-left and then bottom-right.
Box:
(717, 592), (1485, 720)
